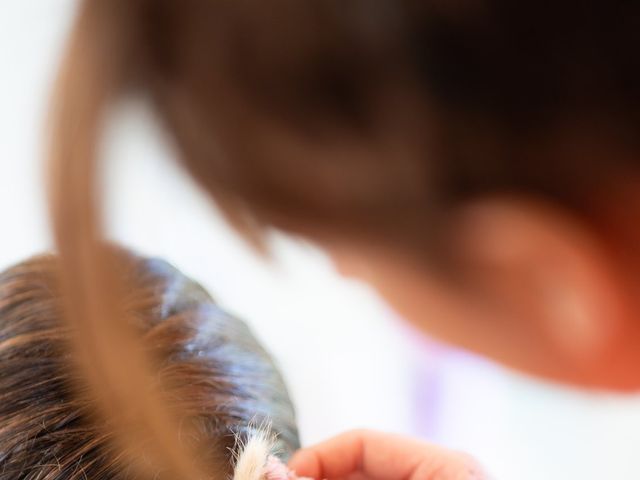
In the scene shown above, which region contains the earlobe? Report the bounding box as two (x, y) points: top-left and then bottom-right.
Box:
(328, 244), (375, 281)
(329, 251), (359, 279)
(451, 197), (626, 374)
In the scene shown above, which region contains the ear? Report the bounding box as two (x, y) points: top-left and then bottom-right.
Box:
(450, 197), (629, 377)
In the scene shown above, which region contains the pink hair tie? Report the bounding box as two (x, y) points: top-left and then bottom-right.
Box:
(233, 432), (315, 480)
(265, 456), (313, 480)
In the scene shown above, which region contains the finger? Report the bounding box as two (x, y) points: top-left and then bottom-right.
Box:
(289, 430), (484, 480)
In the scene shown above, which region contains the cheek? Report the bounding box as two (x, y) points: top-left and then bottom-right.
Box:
(330, 247), (622, 387)
(367, 265), (585, 385)
(367, 263), (492, 348)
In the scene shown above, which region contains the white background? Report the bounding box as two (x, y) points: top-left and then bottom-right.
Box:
(2, 2), (640, 479)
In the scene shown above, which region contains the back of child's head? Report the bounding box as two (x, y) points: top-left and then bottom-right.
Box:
(0, 251), (298, 479)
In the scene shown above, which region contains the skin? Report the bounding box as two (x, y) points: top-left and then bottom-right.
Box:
(289, 430), (486, 480)
(329, 195), (640, 390)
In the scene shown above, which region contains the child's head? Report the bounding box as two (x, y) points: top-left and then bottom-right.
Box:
(0, 252), (299, 478)
(50, 2), (640, 394)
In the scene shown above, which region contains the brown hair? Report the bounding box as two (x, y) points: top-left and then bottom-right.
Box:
(147, 1), (640, 246)
(0, 252), (299, 479)
(47, 0), (640, 478)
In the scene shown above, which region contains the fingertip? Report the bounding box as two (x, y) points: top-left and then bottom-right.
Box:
(288, 449), (321, 479)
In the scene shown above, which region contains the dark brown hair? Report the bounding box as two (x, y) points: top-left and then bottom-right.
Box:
(0, 252), (298, 479)
(47, 0), (640, 478)
(144, 1), (640, 245)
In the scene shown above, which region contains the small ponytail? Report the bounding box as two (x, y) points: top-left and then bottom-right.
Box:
(234, 430), (310, 480)
(48, 1), (220, 478)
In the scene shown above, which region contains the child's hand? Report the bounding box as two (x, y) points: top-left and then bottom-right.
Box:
(288, 429), (486, 480)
